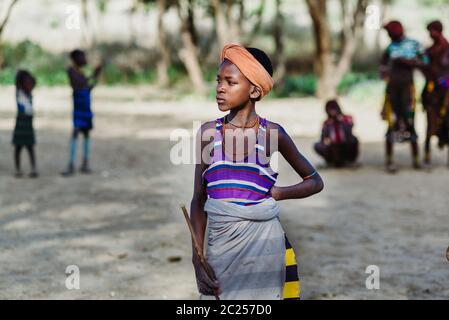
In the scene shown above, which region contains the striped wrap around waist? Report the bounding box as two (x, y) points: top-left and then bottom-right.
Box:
(201, 197), (286, 300)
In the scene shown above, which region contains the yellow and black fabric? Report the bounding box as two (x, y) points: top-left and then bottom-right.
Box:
(283, 235), (300, 300)
(422, 80), (449, 146)
(382, 83), (418, 143)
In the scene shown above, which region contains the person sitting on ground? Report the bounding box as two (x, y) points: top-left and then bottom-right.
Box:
(314, 99), (359, 168)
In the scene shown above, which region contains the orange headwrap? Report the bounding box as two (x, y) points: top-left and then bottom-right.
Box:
(220, 44), (274, 98)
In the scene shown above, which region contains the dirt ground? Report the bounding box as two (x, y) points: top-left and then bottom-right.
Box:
(0, 85), (448, 299)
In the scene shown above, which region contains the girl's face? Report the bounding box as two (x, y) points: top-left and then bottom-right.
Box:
(74, 53), (87, 67)
(216, 60), (257, 112)
(326, 106), (339, 118)
(386, 29), (403, 42)
(22, 77), (36, 94)
(428, 29), (440, 41)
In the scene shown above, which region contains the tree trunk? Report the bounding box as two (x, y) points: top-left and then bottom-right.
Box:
(335, 0), (368, 78)
(81, 0), (95, 49)
(236, 0), (244, 41)
(187, 0), (198, 46)
(306, 0), (368, 100)
(128, 0), (138, 47)
(317, 58), (338, 99)
(0, 0), (19, 39)
(226, 0), (241, 43)
(305, 0), (334, 99)
(212, 0), (231, 48)
(157, 0), (170, 87)
(375, 0), (389, 56)
(244, 0), (265, 46)
(96, 0), (107, 48)
(273, 0), (286, 92)
(0, 0), (20, 68)
(177, 0), (207, 96)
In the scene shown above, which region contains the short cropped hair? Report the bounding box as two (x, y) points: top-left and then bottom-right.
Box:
(70, 49), (85, 63)
(427, 20), (443, 33)
(15, 69), (35, 89)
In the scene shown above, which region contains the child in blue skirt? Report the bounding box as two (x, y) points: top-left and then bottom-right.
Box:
(62, 49), (102, 176)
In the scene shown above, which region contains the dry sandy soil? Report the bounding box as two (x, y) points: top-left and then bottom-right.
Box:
(0, 85), (448, 299)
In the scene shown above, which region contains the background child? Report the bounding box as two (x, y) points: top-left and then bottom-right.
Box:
(12, 70), (38, 178)
(62, 49), (102, 176)
(314, 99), (359, 168)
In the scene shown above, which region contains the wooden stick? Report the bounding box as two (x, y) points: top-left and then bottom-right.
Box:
(181, 205), (220, 300)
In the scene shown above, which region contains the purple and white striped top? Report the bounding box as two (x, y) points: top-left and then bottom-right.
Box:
(202, 116), (278, 206)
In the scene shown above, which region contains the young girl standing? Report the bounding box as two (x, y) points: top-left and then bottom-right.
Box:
(190, 44), (324, 300)
(12, 70), (38, 178)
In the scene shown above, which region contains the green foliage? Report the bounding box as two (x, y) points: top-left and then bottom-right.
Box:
(419, 0), (449, 5)
(99, 64), (156, 85)
(128, 69), (156, 84)
(0, 41), (379, 98)
(337, 72), (378, 95)
(0, 41), (159, 86)
(274, 72), (378, 98)
(101, 63), (123, 85)
(167, 64), (186, 85)
(96, 0), (108, 13)
(204, 67), (219, 82)
(0, 41), (68, 86)
(49, 19), (60, 29)
(277, 74), (317, 97)
(0, 67), (16, 84)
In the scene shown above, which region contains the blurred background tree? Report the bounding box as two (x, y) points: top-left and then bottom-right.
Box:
(0, 0), (20, 67)
(305, 0), (368, 99)
(0, 0), (442, 97)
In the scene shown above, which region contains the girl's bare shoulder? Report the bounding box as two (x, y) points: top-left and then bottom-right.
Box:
(264, 119), (287, 137)
(200, 120), (216, 131)
(196, 120), (217, 150)
(198, 120), (217, 140)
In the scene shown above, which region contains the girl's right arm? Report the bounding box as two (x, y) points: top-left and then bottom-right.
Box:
(190, 162), (208, 262)
(190, 121), (220, 296)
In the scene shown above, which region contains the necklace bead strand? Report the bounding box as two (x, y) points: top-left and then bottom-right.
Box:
(221, 116), (260, 159)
